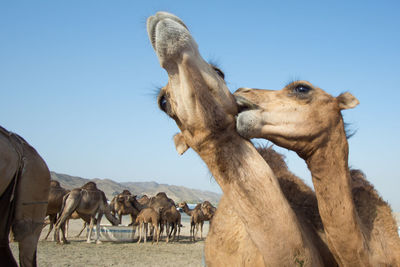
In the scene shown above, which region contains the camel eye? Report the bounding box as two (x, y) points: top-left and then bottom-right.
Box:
(294, 85), (311, 94)
(158, 93), (168, 112)
(213, 67), (225, 79)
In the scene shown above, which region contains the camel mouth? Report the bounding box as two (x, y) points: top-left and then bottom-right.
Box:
(147, 12), (192, 60)
(234, 95), (260, 114)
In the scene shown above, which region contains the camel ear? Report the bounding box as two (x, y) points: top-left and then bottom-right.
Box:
(337, 92), (359, 110)
(173, 133), (189, 155)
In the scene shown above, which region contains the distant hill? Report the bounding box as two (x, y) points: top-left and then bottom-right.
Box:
(50, 171), (220, 205)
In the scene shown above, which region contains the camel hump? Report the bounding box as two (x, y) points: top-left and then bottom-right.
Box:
(156, 192), (168, 198)
(50, 180), (61, 188)
(121, 190), (131, 195)
(81, 182), (97, 190)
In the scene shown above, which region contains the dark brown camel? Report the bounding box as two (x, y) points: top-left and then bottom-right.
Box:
(160, 205), (181, 243)
(0, 126), (50, 267)
(43, 180), (69, 240)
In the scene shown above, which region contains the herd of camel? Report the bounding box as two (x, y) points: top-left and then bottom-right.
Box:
(44, 180), (216, 245)
(1, 10), (400, 267)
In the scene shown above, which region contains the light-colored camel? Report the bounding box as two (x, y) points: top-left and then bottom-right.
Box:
(160, 205), (181, 243)
(110, 190), (139, 225)
(147, 12), (325, 266)
(54, 181), (119, 244)
(234, 81), (400, 266)
(135, 207), (161, 244)
(44, 180), (69, 240)
(205, 146), (338, 266)
(0, 126), (50, 267)
(178, 202), (205, 242)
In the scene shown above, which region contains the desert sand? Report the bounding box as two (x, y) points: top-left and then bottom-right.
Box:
(10, 214), (209, 267)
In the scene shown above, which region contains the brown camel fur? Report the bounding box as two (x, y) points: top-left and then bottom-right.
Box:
(178, 202), (205, 242)
(135, 207), (161, 244)
(137, 195), (150, 206)
(65, 211), (95, 238)
(44, 180), (69, 240)
(130, 192), (176, 241)
(110, 190), (139, 225)
(205, 146), (337, 266)
(160, 205), (181, 243)
(234, 81), (400, 266)
(200, 201), (216, 223)
(0, 126), (50, 267)
(54, 181), (118, 244)
(147, 12), (328, 266)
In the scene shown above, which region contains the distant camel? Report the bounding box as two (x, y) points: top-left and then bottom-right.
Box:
(110, 190), (139, 225)
(135, 207), (161, 244)
(44, 180), (69, 240)
(234, 81), (400, 265)
(130, 192), (176, 241)
(200, 201), (216, 224)
(0, 126), (50, 267)
(54, 182), (118, 244)
(160, 205), (181, 243)
(178, 202), (205, 241)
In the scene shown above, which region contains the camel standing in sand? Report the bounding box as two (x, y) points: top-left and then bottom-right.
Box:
(0, 126), (50, 267)
(44, 180), (69, 240)
(178, 202), (205, 241)
(44, 181), (92, 240)
(147, 12), (328, 266)
(54, 181), (118, 244)
(130, 192), (175, 241)
(160, 205), (181, 243)
(234, 81), (400, 266)
(135, 207), (161, 244)
(110, 190), (139, 225)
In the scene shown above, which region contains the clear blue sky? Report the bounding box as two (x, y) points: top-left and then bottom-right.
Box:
(1, 1), (399, 210)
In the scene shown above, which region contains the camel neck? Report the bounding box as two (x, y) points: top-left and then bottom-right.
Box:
(306, 123), (370, 265)
(196, 132), (322, 266)
(182, 205), (192, 216)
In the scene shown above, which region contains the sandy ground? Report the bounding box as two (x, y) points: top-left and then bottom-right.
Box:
(10, 214), (209, 267)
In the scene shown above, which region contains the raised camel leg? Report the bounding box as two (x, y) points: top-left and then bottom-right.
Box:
(55, 193), (81, 244)
(75, 222), (87, 238)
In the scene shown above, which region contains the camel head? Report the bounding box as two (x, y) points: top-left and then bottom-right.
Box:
(178, 202), (187, 209)
(234, 81), (359, 158)
(147, 12), (237, 154)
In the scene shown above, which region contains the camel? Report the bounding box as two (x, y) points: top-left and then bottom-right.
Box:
(147, 12), (326, 266)
(135, 207), (161, 244)
(54, 181), (119, 244)
(0, 126), (50, 267)
(110, 190), (139, 225)
(160, 205), (181, 243)
(137, 194), (150, 206)
(178, 202), (205, 241)
(43, 180), (69, 240)
(234, 80), (400, 266)
(129, 192), (175, 241)
(200, 201), (216, 224)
